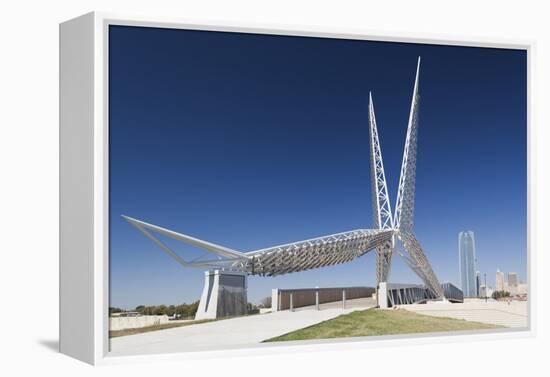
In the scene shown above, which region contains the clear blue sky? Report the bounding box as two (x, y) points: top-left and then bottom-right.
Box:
(108, 25), (526, 309)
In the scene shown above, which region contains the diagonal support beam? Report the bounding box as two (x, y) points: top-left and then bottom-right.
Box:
(369, 92), (396, 288)
(369, 92), (393, 231)
(375, 238), (394, 284)
(394, 57), (421, 232)
(398, 231), (444, 298)
(122, 215), (247, 259)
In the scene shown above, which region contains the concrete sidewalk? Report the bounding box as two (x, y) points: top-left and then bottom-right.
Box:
(110, 298), (373, 356)
(399, 300), (528, 328)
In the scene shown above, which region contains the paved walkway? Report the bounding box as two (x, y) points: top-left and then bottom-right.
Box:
(110, 298), (374, 356)
(398, 300), (528, 328)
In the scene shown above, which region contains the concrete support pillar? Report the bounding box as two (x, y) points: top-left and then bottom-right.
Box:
(195, 270), (248, 320)
(271, 288), (279, 312)
(378, 282), (389, 309)
(342, 289), (346, 310)
(315, 290), (319, 310)
(290, 293), (294, 312)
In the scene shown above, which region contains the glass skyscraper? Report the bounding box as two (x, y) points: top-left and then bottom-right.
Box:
(459, 231), (477, 297)
(475, 270), (481, 297)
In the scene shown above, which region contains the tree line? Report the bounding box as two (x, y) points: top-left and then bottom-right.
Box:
(110, 297), (273, 318)
(491, 290), (511, 300)
(110, 301), (200, 318)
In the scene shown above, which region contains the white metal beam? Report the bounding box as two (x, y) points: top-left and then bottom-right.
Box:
(394, 56), (421, 232)
(122, 215), (247, 259)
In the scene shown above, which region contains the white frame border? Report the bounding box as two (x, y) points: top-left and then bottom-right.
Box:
(80, 11), (535, 365)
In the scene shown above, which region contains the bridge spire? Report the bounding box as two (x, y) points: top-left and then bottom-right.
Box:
(369, 92), (393, 230)
(369, 92), (395, 287)
(391, 57), (444, 298)
(394, 56), (421, 232)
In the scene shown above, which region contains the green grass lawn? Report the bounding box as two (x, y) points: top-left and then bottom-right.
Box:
(264, 308), (501, 342)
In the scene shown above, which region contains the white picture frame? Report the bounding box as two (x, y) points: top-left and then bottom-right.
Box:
(59, 11), (534, 365)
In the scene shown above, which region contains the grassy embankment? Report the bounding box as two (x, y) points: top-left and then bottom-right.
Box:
(110, 311), (261, 338)
(264, 308), (500, 342)
(110, 319), (214, 338)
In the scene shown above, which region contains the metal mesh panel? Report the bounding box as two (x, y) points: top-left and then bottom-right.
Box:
(242, 229), (394, 276)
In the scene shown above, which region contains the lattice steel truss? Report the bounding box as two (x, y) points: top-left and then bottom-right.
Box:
(394, 59), (421, 233)
(124, 56), (445, 299)
(369, 92), (395, 285)
(397, 232), (443, 297)
(372, 57), (444, 298)
(391, 58), (444, 297)
(124, 215), (394, 277)
(369, 92), (393, 232)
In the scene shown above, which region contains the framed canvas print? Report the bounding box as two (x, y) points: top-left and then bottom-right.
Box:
(59, 12), (532, 365)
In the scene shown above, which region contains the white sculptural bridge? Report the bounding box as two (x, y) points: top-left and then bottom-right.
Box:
(123, 57), (445, 317)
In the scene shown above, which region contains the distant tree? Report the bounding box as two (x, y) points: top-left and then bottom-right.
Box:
(125, 301), (202, 318)
(259, 296), (272, 308)
(167, 305), (176, 317)
(187, 301), (199, 317)
(109, 307), (123, 314)
(175, 304), (187, 318)
(492, 290), (511, 299)
(150, 305), (164, 315)
(247, 303), (259, 315)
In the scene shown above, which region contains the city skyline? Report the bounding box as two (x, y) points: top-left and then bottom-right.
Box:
(108, 26), (527, 309)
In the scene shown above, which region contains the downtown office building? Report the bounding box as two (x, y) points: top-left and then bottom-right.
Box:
(459, 231), (478, 297)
